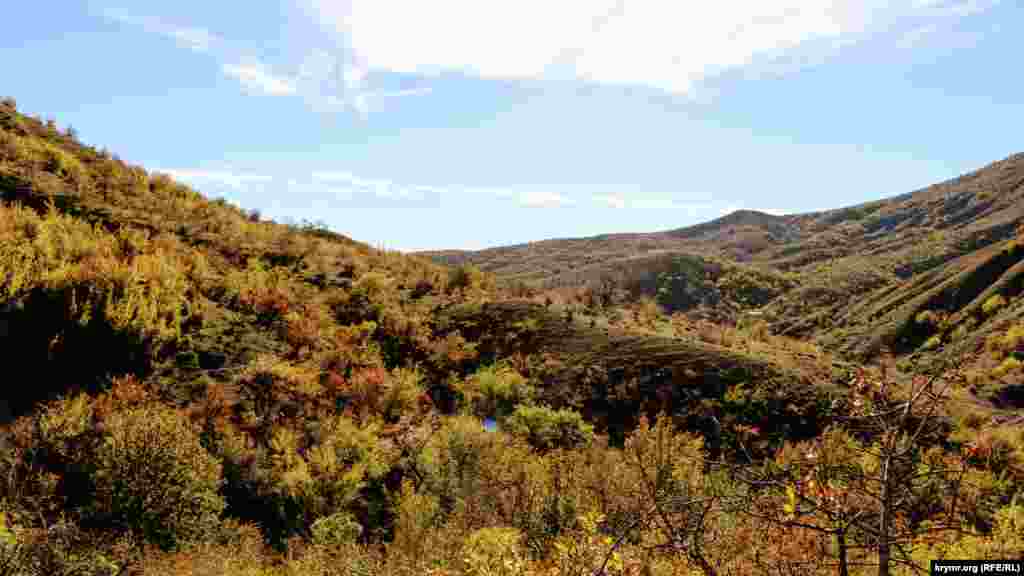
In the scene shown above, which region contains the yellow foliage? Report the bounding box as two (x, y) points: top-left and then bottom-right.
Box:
(461, 526), (527, 576)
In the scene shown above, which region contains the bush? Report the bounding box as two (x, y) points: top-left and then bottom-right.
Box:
(0, 517), (122, 576)
(310, 512), (362, 547)
(448, 264), (488, 294)
(416, 416), (497, 516)
(504, 405), (594, 451)
(461, 526), (527, 576)
(461, 362), (534, 419)
(89, 405), (225, 550)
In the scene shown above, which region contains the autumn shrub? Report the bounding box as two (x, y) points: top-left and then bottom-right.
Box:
(0, 203), (199, 342)
(460, 526), (528, 576)
(415, 415), (515, 522)
(310, 512), (362, 547)
(503, 405), (594, 451)
(134, 520), (272, 576)
(252, 414), (393, 547)
(388, 480), (443, 569)
(0, 515), (122, 576)
(347, 366), (424, 422)
(88, 404), (225, 550)
(286, 541), (383, 576)
(546, 510), (624, 576)
(447, 264), (485, 293)
(461, 362), (534, 419)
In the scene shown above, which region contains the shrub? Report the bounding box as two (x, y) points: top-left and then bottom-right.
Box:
(503, 405), (594, 451)
(89, 404), (225, 550)
(461, 527), (527, 576)
(448, 264), (489, 294)
(310, 512), (362, 547)
(0, 517), (122, 576)
(416, 416), (496, 516)
(461, 362), (534, 419)
(547, 510), (624, 576)
(389, 479), (441, 567)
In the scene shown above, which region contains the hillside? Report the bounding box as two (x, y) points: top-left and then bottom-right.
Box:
(1, 99), (1022, 574)
(422, 155), (1024, 382)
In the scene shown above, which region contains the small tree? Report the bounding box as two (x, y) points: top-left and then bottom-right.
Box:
(733, 364), (969, 576)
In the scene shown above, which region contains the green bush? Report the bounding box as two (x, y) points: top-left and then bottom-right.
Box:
(89, 405), (225, 550)
(503, 405), (594, 451)
(311, 512), (363, 547)
(417, 416), (497, 516)
(462, 362), (534, 419)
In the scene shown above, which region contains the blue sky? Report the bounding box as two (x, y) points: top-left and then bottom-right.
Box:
(2, 1), (1021, 251)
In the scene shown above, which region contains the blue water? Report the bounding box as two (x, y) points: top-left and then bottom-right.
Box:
(483, 418), (497, 432)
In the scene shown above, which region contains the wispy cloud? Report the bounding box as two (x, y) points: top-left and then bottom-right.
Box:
(108, 9), (432, 117)
(307, 0), (1000, 97)
(222, 62), (298, 96)
(159, 168), (272, 189)
(312, 171), (435, 201)
(107, 13), (220, 53)
(517, 191), (575, 208)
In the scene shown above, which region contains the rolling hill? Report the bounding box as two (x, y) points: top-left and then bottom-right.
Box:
(1, 98), (1021, 574)
(421, 154), (1024, 385)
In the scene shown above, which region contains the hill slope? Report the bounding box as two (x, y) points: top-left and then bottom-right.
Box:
(421, 154), (1024, 378)
(1, 98), (1022, 574)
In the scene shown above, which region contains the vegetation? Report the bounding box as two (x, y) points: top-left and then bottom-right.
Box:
(0, 97), (1022, 574)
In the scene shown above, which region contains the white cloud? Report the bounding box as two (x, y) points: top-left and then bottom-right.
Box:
(306, 0), (999, 96)
(167, 26), (218, 53)
(107, 13), (220, 53)
(293, 29), (432, 118)
(461, 186), (575, 207)
(517, 191), (574, 208)
(312, 170), (436, 200)
(223, 62), (298, 96)
(161, 169), (272, 189)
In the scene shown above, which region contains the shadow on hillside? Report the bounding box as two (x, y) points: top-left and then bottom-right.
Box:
(0, 290), (152, 425)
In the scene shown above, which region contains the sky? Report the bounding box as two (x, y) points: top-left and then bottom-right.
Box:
(2, 1), (1021, 251)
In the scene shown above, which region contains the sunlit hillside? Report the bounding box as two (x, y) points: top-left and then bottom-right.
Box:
(1, 98), (1022, 575)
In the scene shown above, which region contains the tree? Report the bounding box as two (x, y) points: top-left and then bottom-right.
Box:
(732, 364), (969, 575)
